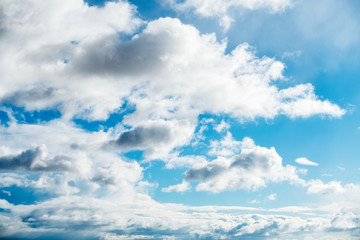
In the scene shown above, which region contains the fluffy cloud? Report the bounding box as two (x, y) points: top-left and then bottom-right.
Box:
(306, 180), (347, 195)
(0, 119), (144, 197)
(0, 145), (74, 172)
(208, 132), (243, 157)
(0, 0), (141, 120)
(106, 120), (194, 160)
(0, 1), (344, 123)
(182, 136), (304, 192)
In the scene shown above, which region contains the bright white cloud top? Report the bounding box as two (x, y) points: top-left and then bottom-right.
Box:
(0, 0), (359, 239)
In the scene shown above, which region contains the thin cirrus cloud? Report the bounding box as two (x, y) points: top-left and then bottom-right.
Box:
(162, 181), (191, 192)
(164, 0), (294, 29)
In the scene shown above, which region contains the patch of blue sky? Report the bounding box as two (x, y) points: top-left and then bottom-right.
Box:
(122, 150), (144, 161)
(0, 105), (61, 125)
(73, 100), (135, 132)
(0, 171), (57, 205)
(84, 0), (114, 7)
(0, 110), (10, 126)
(128, 0), (177, 21)
(85, 0), (177, 21)
(0, 185), (54, 205)
(177, 113), (231, 157)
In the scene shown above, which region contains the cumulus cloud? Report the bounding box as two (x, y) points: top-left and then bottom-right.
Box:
(0, 0), (141, 120)
(307, 180), (345, 195)
(0, 119), (144, 197)
(183, 136), (304, 192)
(110, 125), (171, 149)
(0, 145), (74, 172)
(295, 157), (319, 166)
(106, 120), (194, 159)
(0, 1), (344, 123)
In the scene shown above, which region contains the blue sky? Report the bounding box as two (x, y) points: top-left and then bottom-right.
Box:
(0, 0), (360, 239)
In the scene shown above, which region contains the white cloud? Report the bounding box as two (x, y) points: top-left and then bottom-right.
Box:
(267, 193), (277, 200)
(307, 180), (345, 195)
(208, 132), (242, 157)
(0, 0), (141, 120)
(214, 120), (230, 133)
(0, 5), (344, 124)
(295, 157), (319, 166)
(0, 195), (358, 240)
(184, 136), (305, 193)
(162, 181), (191, 193)
(165, 155), (208, 169)
(0, 119), (144, 197)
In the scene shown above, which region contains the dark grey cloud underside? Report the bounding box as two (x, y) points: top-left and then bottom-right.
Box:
(0, 147), (71, 171)
(71, 32), (175, 77)
(109, 125), (172, 149)
(0, 148), (40, 170)
(1, 87), (57, 106)
(91, 174), (116, 185)
(184, 153), (275, 181)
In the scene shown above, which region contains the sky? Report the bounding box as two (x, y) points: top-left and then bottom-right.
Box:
(0, 0), (360, 239)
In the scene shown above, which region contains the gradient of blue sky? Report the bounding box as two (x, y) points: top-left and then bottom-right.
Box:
(0, 0), (359, 239)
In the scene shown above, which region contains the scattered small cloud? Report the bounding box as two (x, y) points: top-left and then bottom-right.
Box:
(214, 120), (230, 133)
(1, 190), (11, 196)
(295, 157), (319, 166)
(267, 193), (277, 201)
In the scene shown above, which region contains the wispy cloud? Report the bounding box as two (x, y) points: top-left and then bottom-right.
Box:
(295, 157), (319, 166)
